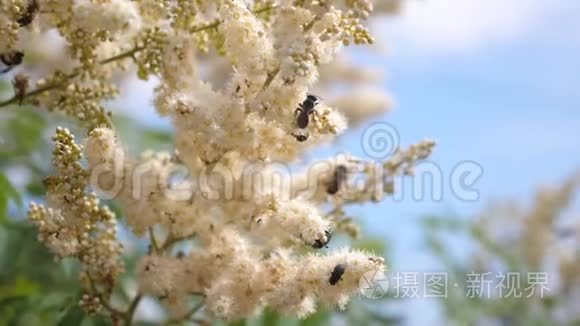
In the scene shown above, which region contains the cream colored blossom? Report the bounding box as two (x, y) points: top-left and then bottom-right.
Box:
(28, 128), (123, 312)
(330, 87), (394, 125)
(21, 0), (432, 322)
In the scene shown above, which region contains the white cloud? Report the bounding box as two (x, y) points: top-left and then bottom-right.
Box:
(375, 0), (565, 55)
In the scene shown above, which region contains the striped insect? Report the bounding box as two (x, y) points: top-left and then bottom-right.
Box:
(293, 94), (322, 142)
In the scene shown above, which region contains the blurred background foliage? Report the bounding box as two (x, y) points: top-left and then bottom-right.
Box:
(422, 172), (579, 326)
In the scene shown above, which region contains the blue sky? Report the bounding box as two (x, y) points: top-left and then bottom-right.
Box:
(332, 1), (580, 323)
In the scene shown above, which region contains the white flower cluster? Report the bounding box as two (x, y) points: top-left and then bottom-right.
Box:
(136, 245), (384, 319)
(154, 0), (370, 164)
(28, 128), (124, 307)
(17, 0), (431, 322)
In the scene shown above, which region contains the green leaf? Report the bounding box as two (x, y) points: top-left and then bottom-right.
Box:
(300, 309), (330, 326)
(0, 109), (46, 157)
(0, 80), (10, 94)
(228, 319), (246, 326)
(36, 292), (72, 312)
(261, 308), (280, 326)
(111, 114), (173, 153)
(0, 194), (6, 224)
(25, 180), (45, 197)
(57, 305), (85, 326)
(0, 296), (28, 309)
(141, 129), (173, 149)
(0, 172), (22, 222)
(0, 275), (40, 298)
(353, 238), (387, 255)
(137, 68), (149, 80)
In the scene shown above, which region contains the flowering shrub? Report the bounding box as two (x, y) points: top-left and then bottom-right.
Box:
(424, 173), (580, 324)
(1, 0), (434, 324)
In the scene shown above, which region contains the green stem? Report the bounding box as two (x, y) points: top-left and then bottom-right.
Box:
(260, 14), (317, 92)
(161, 232), (197, 251)
(124, 294), (143, 325)
(0, 47), (138, 108)
(261, 67), (280, 91)
(87, 275), (123, 317)
(149, 227), (160, 253)
(164, 302), (205, 325)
